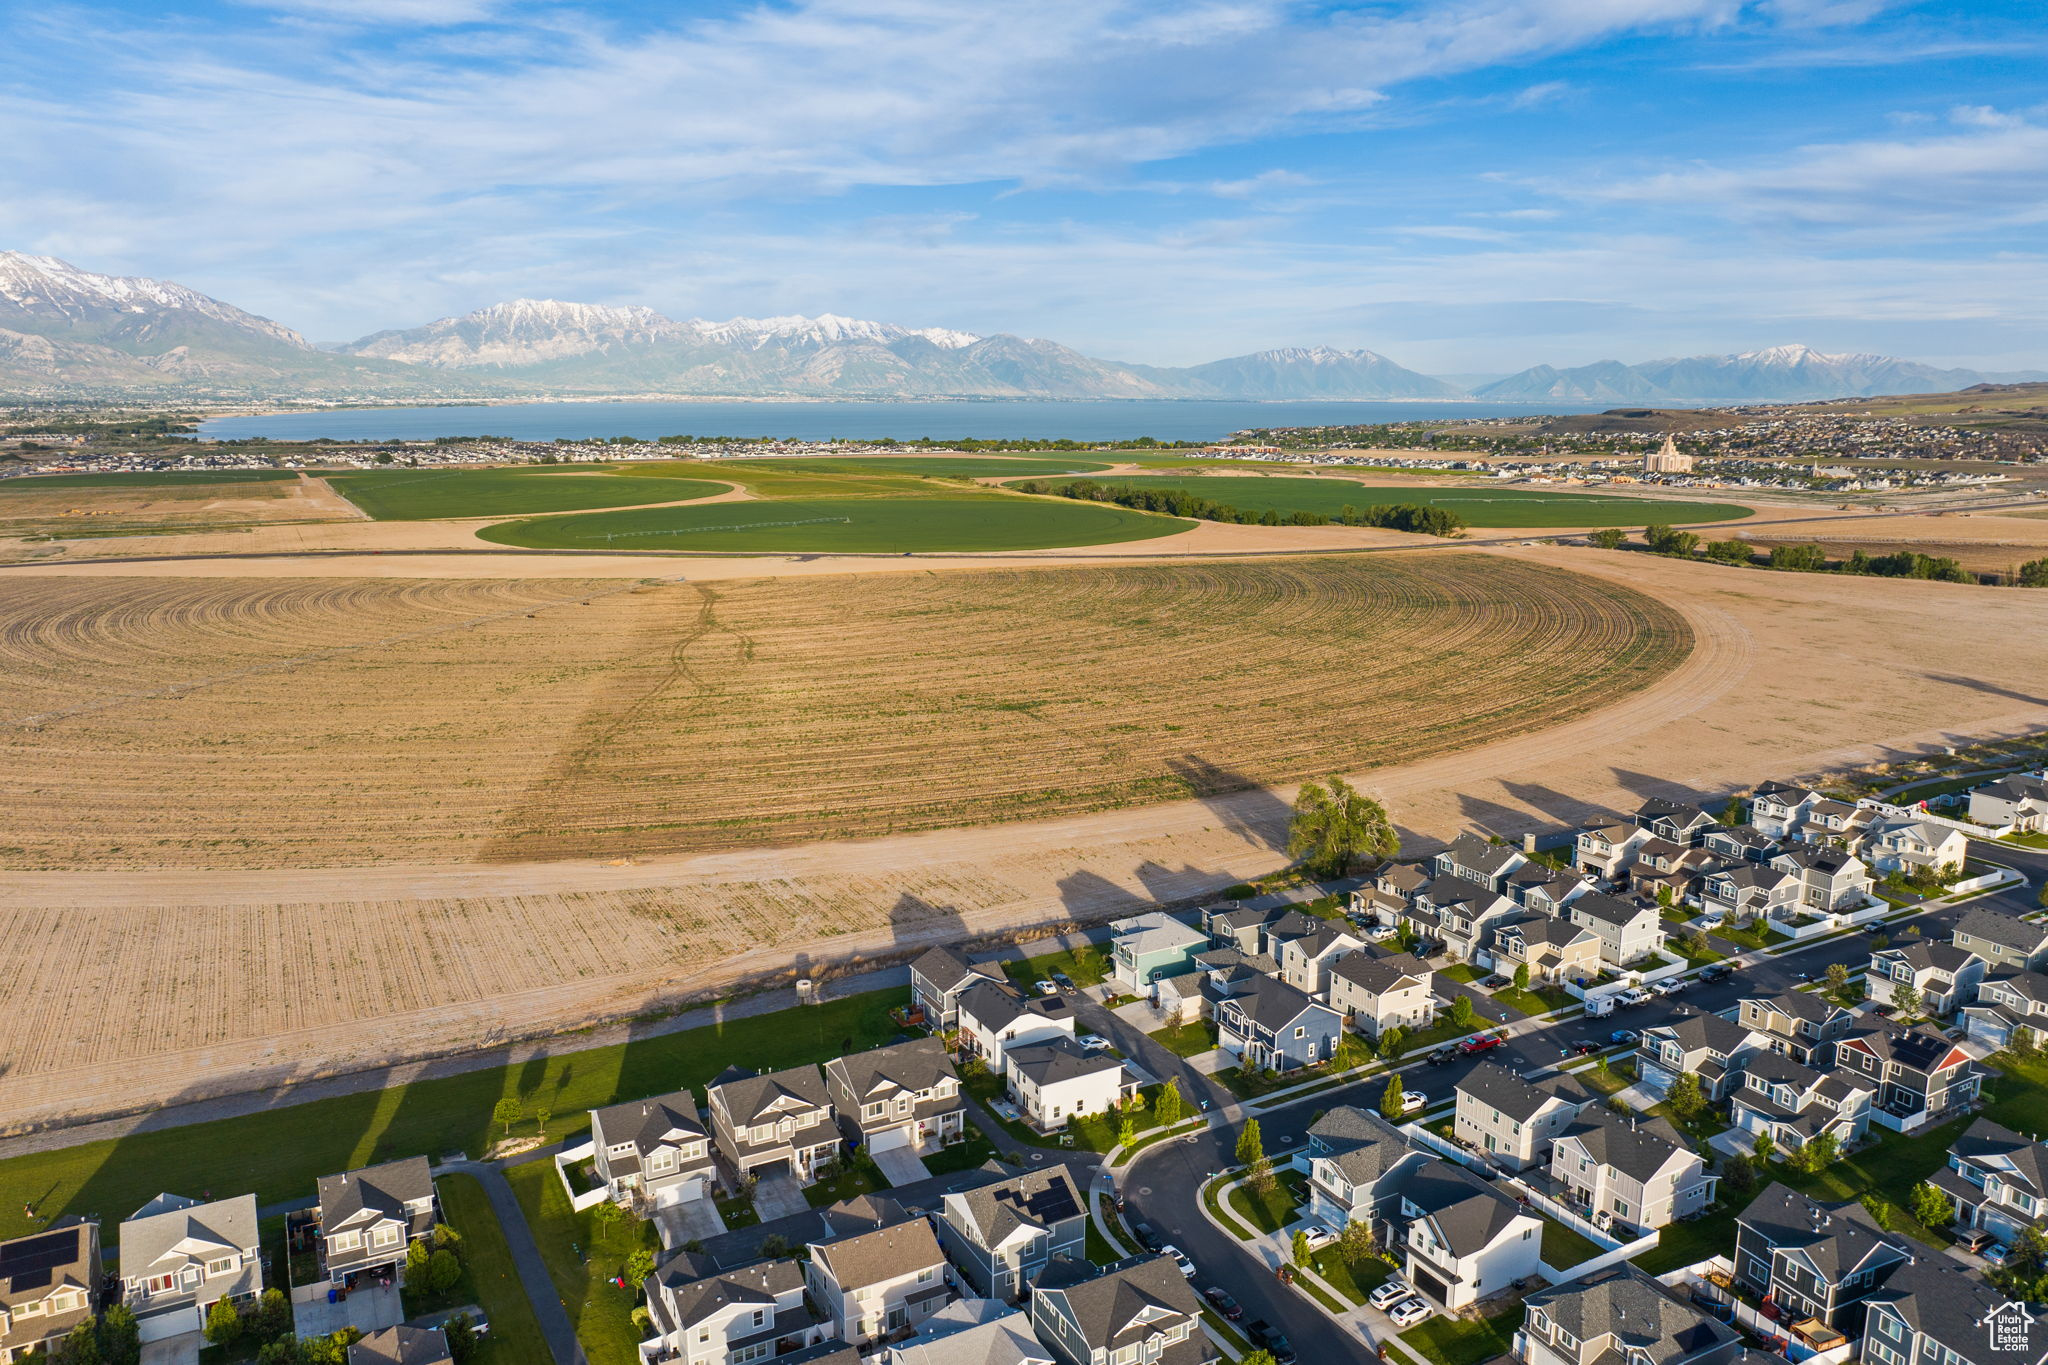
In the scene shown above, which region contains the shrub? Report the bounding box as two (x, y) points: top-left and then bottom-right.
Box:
(1769, 543), (1829, 571)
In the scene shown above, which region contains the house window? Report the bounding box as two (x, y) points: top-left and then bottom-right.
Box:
(334, 1231), (362, 1251)
(372, 1225), (400, 1248)
(1294, 1027), (1306, 1039)
(206, 1257), (236, 1276)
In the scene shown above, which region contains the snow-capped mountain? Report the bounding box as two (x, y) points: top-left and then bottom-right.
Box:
(341, 299), (691, 369)
(693, 312), (980, 352)
(1476, 344), (2037, 403)
(0, 250), (310, 353)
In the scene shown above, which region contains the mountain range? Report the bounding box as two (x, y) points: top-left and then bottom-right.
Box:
(3, 251), (2040, 405)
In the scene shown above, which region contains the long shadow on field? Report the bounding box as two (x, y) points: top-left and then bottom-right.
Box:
(1607, 766), (1701, 805)
(1162, 753), (1291, 853)
(1499, 778), (1605, 831)
(1925, 673), (2048, 710)
(1457, 792), (1545, 841)
(886, 891), (969, 966)
(1055, 869), (1151, 922)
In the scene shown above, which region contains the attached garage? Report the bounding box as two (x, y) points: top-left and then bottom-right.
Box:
(1411, 1267), (1450, 1307)
(137, 1306), (202, 1343)
(867, 1124), (914, 1154)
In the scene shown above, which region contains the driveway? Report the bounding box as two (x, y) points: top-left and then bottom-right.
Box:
(293, 1281), (402, 1339)
(139, 1333), (201, 1365)
(652, 1194), (725, 1249)
(872, 1145), (931, 1186)
(752, 1170), (809, 1221)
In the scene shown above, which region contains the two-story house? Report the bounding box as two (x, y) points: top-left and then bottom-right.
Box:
(1003, 1040), (1134, 1132)
(1866, 941), (1984, 1016)
(805, 1218), (953, 1350)
(1698, 864), (1801, 925)
(1521, 872), (1595, 919)
(908, 948), (1007, 1030)
(1549, 1110), (1716, 1232)
(1453, 1062), (1590, 1172)
(955, 982), (1078, 1073)
(1275, 923), (1365, 999)
(1413, 874), (1520, 964)
(1700, 824), (1779, 865)
(1626, 839), (1725, 906)
(1212, 976), (1342, 1073)
(1970, 773), (2048, 835)
(1566, 891), (1664, 969)
(1433, 834), (1528, 893)
(591, 1091), (717, 1210)
(1953, 907), (2048, 973)
(1027, 1256), (1210, 1365)
(1635, 1010), (1768, 1102)
(1862, 1258), (2017, 1365)
(1732, 1184), (1910, 1332)
(1395, 1165), (1543, 1310)
(1299, 1106), (1431, 1236)
(1749, 784), (1824, 840)
(825, 1038), (965, 1157)
(641, 1257), (830, 1365)
(1863, 821), (1969, 879)
(1572, 822), (1654, 888)
(1635, 798), (1718, 847)
(1518, 1265), (1741, 1365)
(1491, 916), (1604, 987)
(1326, 951), (1435, 1041)
(314, 1156), (438, 1285)
(706, 1064), (840, 1187)
(1962, 966), (2048, 1049)
(1770, 847), (1874, 913)
(936, 1168), (1084, 1302)
(118, 1193), (261, 1341)
(1929, 1117), (2048, 1249)
(0, 1222), (99, 1364)
(888, 1303), (1048, 1365)
(351, 1327), (453, 1365)
(1834, 1021), (1981, 1131)
(1796, 798), (1874, 850)
(1202, 906), (1289, 956)
(1110, 914), (1207, 993)
(1737, 991), (1853, 1067)
(1728, 1050), (1874, 1152)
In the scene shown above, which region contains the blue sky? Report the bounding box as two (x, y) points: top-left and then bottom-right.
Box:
(4, 0), (2045, 370)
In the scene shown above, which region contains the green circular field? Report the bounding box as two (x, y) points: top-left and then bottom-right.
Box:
(1018, 474), (1750, 528)
(476, 496), (1193, 552)
(733, 456), (1115, 477)
(327, 468), (730, 520)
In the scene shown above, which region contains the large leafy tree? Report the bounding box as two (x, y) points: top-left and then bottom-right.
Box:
(1287, 777), (1399, 877)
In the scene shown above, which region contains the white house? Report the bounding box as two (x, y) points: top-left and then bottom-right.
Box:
(1003, 1039), (1134, 1133)
(1864, 820), (1969, 878)
(117, 1194), (261, 1342)
(805, 1219), (954, 1350)
(955, 982), (1078, 1073)
(1394, 1165), (1543, 1310)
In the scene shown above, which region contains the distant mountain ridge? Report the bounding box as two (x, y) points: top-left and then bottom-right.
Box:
(1, 251), (2039, 403)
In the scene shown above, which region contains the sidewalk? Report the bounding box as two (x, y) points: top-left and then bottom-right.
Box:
(1197, 1173), (1392, 1351)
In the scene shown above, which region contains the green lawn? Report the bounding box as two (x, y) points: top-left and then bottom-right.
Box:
(1539, 1214), (1605, 1269)
(962, 1070), (1168, 1152)
(1020, 474), (1751, 528)
(1309, 1247), (1390, 1305)
(1148, 1021), (1221, 1058)
(1225, 1172), (1305, 1234)
(1572, 1058), (1637, 1097)
(477, 494), (1192, 552)
(329, 468), (727, 519)
(1495, 985), (1576, 1016)
(1003, 945), (1111, 991)
(1715, 920), (1793, 951)
(437, 1174), (553, 1365)
(922, 1134), (998, 1175)
(0, 986), (908, 1241)
(1667, 934), (1728, 967)
(1437, 964), (1488, 985)
(1403, 1304), (1526, 1365)
(732, 456), (1115, 478)
(504, 1162), (658, 1365)
(0, 469), (299, 489)
(804, 1163), (885, 1207)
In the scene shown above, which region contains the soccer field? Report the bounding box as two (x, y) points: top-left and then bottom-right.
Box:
(476, 494), (1192, 551)
(1022, 474), (1751, 527)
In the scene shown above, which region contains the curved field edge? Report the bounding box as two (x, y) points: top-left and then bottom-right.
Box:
(0, 555), (1691, 869)
(327, 468), (731, 520)
(471, 495), (1195, 552)
(1011, 473), (1753, 528)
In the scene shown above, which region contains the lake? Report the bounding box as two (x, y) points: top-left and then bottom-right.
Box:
(197, 398), (1629, 444)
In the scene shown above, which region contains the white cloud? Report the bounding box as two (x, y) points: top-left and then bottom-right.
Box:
(1207, 169), (1315, 199)
(235, 0), (500, 23)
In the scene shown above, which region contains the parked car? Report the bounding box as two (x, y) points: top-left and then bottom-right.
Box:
(1400, 1090), (1428, 1113)
(1460, 1032), (1505, 1055)
(1609, 1028), (1640, 1045)
(1250, 1325), (1294, 1365)
(1617, 987), (1653, 1007)
(1159, 1245), (1196, 1278)
(1034, 979), (1059, 997)
(1570, 1040), (1603, 1056)
(1368, 1279), (1415, 1311)
(1078, 1034), (1112, 1052)
(1426, 1046), (1459, 1066)
(1700, 964), (1734, 983)
(1482, 974), (1512, 991)
(1130, 1220), (1160, 1250)
(1203, 1287), (1243, 1319)
(1388, 1297), (1434, 1328)
(1652, 977), (1686, 996)
(1872, 1003), (1896, 1017)
(1300, 1225), (1337, 1252)
(1362, 923), (1398, 942)
(1984, 1242), (2012, 1267)
(1051, 971), (1077, 995)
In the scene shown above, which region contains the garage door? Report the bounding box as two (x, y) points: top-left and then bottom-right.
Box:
(139, 1306), (201, 1343)
(868, 1124), (913, 1154)
(1412, 1269), (1449, 1306)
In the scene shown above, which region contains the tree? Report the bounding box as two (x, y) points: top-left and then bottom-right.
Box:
(492, 1097), (521, 1137)
(1514, 963), (1531, 991)
(626, 1248), (657, 1288)
(1118, 1115), (1137, 1149)
(204, 1300), (242, 1347)
(1825, 962), (1850, 997)
(1790, 1131), (1838, 1175)
(403, 1239), (434, 1294)
(1286, 777), (1400, 877)
(1656, 884), (1675, 911)
(1292, 1228), (1313, 1267)
(1665, 1071), (1706, 1124)
(99, 1307), (139, 1365)
(252, 1290), (291, 1342)
(1644, 524), (1699, 557)
(427, 1248), (462, 1294)
(535, 1106), (551, 1138)
(1684, 927), (1711, 960)
(1240, 1352), (1278, 1365)
(56, 1322), (100, 1365)
(1339, 1217), (1379, 1266)
(1722, 1154), (1756, 1194)
(1753, 1131), (1775, 1165)
(1870, 932), (1889, 950)
(1381, 1074), (1407, 1120)
(1156, 1078), (1184, 1128)
(1449, 994), (1477, 1030)
(1909, 1180), (1954, 1228)
(1237, 1119), (1272, 1191)
(1378, 1025), (1406, 1061)
(1587, 528), (1626, 550)
(445, 1316), (478, 1365)
(1860, 1194), (1892, 1229)
(1704, 539), (1752, 565)
(1893, 979), (1922, 1018)
(2013, 1025), (2040, 1057)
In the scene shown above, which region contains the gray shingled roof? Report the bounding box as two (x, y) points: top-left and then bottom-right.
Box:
(707, 1063), (832, 1126)
(1006, 1038), (1121, 1087)
(591, 1090), (707, 1158)
(1526, 1265), (1737, 1365)
(1570, 891), (1652, 926)
(1401, 1165), (1528, 1257)
(1328, 951), (1430, 995)
(316, 1157), (433, 1228)
(1959, 907), (2048, 953)
(1036, 1256), (1200, 1351)
(1737, 1183), (1907, 1279)
(956, 980), (1073, 1035)
(892, 1302), (1050, 1365)
(1306, 1106), (1413, 1186)
(1219, 974), (1327, 1032)
(809, 1217), (944, 1291)
(1648, 1011), (1755, 1056)
(946, 1168), (1083, 1250)
(349, 1327), (451, 1365)
(1440, 833), (1524, 878)
(911, 946), (982, 993)
(1559, 1109), (1693, 1183)
(1456, 1060), (1587, 1123)
(826, 1037), (958, 1105)
(119, 1193), (257, 1280)
(652, 1258), (806, 1329)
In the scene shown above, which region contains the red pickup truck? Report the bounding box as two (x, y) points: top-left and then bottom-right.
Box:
(1459, 1032), (1506, 1055)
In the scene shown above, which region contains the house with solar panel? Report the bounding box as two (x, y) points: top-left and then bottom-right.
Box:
(0, 1221), (100, 1363)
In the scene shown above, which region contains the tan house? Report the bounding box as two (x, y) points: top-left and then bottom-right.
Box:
(1491, 916), (1603, 986)
(1327, 951), (1435, 1041)
(1453, 1062), (1590, 1172)
(1550, 1110), (1716, 1231)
